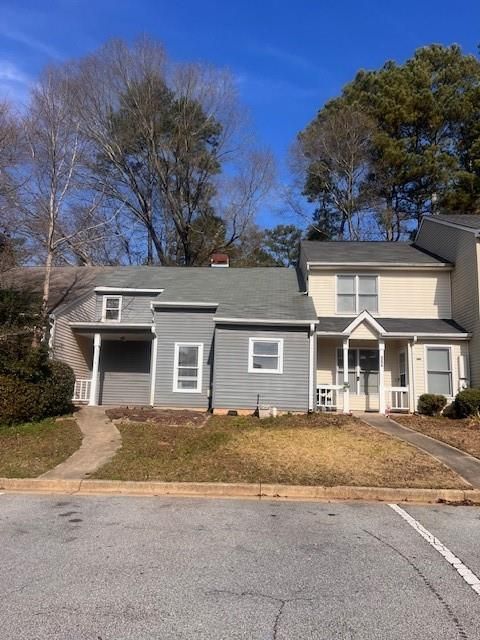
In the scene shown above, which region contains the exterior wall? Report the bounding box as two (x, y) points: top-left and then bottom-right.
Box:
(213, 325), (310, 412)
(98, 340), (151, 405)
(350, 322), (378, 340)
(411, 339), (469, 406)
(153, 308), (214, 409)
(94, 293), (160, 323)
(309, 268), (451, 318)
(416, 217), (480, 386)
(52, 294), (95, 378)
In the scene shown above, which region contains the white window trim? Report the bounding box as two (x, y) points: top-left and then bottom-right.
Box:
(335, 274), (379, 316)
(424, 345), (454, 397)
(173, 342), (203, 393)
(101, 295), (122, 322)
(248, 337), (284, 374)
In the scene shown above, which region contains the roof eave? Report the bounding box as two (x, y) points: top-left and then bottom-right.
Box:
(306, 261), (452, 270)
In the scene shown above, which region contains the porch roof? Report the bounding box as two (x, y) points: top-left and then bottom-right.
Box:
(316, 316), (469, 338)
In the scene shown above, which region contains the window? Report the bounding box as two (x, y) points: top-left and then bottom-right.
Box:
(173, 343), (203, 393)
(337, 275), (378, 314)
(102, 296), (122, 322)
(248, 338), (283, 374)
(426, 347), (452, 396)
(337, 348), (379, 395)
(399, 351), (407, 387)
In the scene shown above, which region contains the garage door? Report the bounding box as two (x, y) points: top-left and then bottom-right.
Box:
(98, 340), (151, 406)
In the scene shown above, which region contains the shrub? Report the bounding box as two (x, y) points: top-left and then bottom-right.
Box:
(454, 388), (480, 418)
(442, 403), (458, 419)
(418, 393), (447, 416)
(0, 359), (74, 426)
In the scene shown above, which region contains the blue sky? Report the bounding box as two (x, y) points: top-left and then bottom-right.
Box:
(1, 0), (479, 227)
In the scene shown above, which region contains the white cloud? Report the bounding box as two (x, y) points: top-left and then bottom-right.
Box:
(0, 60), (31, 85)
(0, 26), (60, 59)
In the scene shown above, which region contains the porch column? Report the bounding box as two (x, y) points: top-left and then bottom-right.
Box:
(343, 338), (350, 413)
(89, 333), (101, 406)
(407, 340), (415, 413)
(378, 339), (385, 414)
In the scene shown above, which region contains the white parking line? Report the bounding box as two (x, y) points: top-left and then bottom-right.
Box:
(389, 503), (480, 596)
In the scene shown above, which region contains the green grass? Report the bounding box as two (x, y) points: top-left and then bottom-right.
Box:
(94, 412), (465, 488)
(0, 417), (82, 478)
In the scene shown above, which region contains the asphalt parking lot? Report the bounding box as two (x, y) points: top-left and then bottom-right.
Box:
(1, 493), (479, 639)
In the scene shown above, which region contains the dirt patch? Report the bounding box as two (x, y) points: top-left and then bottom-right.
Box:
(93, 412), (465, 488)
(394, 414), (480, 459)
(105, 407), (208, 428)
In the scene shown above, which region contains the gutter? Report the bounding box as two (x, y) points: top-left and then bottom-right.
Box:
(214, 317), (317, 326)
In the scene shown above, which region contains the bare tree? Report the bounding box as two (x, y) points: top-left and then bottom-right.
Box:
(19, 67), (117, 342)
(295, 104), (377, 240)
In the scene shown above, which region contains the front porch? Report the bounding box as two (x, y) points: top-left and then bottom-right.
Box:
(69, 324), (155, 406)
(316, 336), (413, 414)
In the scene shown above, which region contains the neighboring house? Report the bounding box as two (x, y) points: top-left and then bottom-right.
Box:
(49, 262), (318, 412)
(4, 214), (480, 414)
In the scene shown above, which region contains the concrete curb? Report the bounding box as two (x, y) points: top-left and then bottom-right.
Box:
(1, 477), (479, 504)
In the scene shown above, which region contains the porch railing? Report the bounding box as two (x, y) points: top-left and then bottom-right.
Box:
(316, 385), (343, 411)
(73, 378), (91, 403)
(386, 386), (409, 412)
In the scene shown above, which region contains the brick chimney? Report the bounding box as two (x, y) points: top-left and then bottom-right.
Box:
(210, 252), (230, 268)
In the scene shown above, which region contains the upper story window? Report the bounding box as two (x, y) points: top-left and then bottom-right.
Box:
(337, 275), (378, 314)
(102, 295), (122, 322)
(248, 338), (284, 374)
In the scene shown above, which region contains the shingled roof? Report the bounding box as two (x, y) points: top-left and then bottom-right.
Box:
(316, 316), (468, 335)
(300, 241), (450, 266)
(432, 214), (480, 231)
(96, 266), (318, 323)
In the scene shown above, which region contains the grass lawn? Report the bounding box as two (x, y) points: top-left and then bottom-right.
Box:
(94, 412), (465, 488)
(0, 417), (82, 478)
(394, 414), (480, 459)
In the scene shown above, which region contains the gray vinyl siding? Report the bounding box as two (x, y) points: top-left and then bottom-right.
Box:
(98, 340), (151, 405)
(153, 308), (214, 408)
(416, 218), (480, 385)
(52, 294), (95, 378)
(213, 325), (310, 412)
(94, 293), (160, 323)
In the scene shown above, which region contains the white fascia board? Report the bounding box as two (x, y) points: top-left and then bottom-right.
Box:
(151, 301), (219, 308)
(306, 262), (452, 270)
(385, 332), (470, 340)
(342, 310), (386, 335)
(69, 321), (153, 329)
(95, 287), (164, 294)
(214, 316), (315, 326)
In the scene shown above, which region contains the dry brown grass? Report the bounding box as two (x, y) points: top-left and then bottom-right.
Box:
(394, 414), (480, 459)
(0, 418), (82, 478)
(94, 412), (464, 488)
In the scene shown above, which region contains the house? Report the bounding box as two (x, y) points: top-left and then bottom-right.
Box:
(4, 213), (479, 414)
(300, 239), (470, 414)
(49, 265), (318, 412)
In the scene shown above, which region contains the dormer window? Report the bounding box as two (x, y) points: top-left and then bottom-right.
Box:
(337, 275), (378, 314)
(102, 295), (122, 322)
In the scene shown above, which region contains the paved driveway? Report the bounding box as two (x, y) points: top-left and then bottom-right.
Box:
(1, 494), (479, 639)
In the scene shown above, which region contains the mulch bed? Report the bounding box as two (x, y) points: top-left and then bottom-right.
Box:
(105, 407), (208, 428)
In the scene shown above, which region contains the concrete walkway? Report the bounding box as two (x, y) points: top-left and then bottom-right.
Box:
(41, 407), (122, 480)
(359, 412), (480, 489)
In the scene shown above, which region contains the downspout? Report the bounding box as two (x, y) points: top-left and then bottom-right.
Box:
(308, 322), (315, 412)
